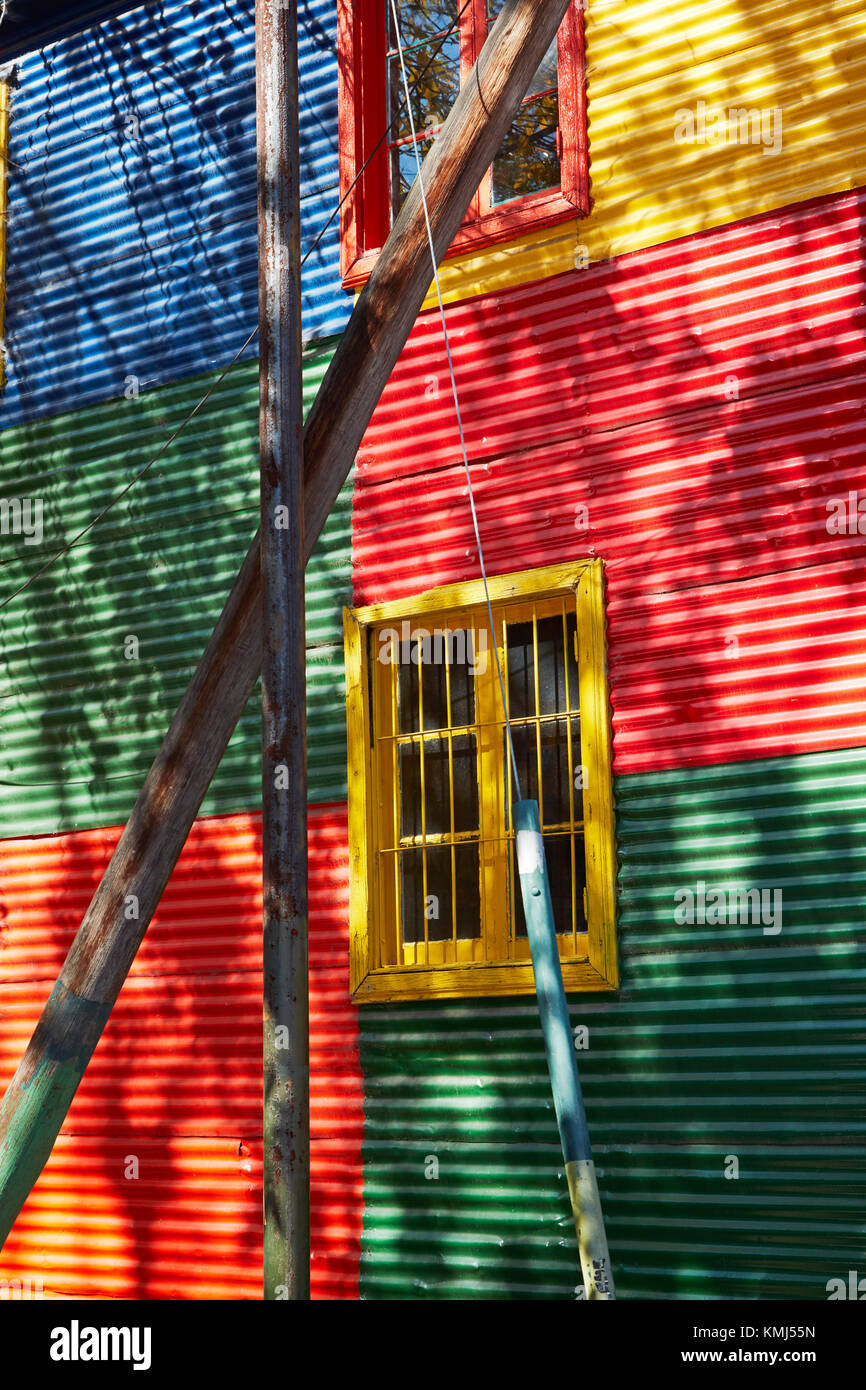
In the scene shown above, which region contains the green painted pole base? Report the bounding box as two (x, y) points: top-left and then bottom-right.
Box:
(0, 980), (112, 1250)
(514, 797), (616, 1300)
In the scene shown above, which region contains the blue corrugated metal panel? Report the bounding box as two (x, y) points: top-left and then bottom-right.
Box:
(1, 0), (349, 426)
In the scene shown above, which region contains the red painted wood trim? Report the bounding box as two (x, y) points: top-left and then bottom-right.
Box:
(338, 0), (589, 288)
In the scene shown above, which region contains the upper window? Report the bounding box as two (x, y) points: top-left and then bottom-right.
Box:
(344, 560), (618, 1002)
(337, 0), (589, 288)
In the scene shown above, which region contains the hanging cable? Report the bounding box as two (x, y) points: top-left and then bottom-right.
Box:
(389, 0), (523, 802)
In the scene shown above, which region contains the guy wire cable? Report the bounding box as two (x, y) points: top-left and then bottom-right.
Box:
(389, 0), (523, 802)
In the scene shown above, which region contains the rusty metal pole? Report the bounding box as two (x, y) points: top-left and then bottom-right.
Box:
(256, 0), (308, 1300)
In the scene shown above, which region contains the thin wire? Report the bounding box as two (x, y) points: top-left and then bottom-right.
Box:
(389, 0), (523, 803)
(0, 0), (473, 612)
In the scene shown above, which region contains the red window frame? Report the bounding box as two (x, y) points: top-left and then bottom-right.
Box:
(337, 0), (589, 289)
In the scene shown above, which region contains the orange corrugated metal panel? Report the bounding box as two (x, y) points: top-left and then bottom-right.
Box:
(0, 805), (361, 1299)
(0, 1135), (361, 1299)
(1, 1137), (262, 1300)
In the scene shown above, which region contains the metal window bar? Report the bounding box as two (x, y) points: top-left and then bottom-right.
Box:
(444, 627), (458, 945)
(562, 595), (578, 953)
(380, 598), (584, 964)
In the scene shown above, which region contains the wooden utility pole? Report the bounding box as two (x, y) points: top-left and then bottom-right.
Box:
(0, 0), (573, 1252)
(256, 0), (309, 1300)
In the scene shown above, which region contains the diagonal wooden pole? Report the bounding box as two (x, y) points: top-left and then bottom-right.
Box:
(0, 0), (573, 1251)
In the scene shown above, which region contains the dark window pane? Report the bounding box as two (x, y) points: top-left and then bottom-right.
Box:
(537, 613), (579, 715)
(541, 717), (579, 825)
(451, 733), (479, 833)
(506, 613), (579, 718)
(400, 846), (426, 943)
(446, 629), (477, 727)
(398, 648), (420, 734)
(403, 626), (473, 729)
(421, 736), (450, 836)
(400, 734), (478, 838)
(504, 721), (579, 829)
(422, 844), (452, 942)
(492, 90), (560, 204)
(401, 843), (481, 943)
(508, 723), (540, 807)
(453, 841), (481, 938)
(420, 642), (448, 731)
(513, 834), (586, 938)
(506, 620), (535, 720)
(399, 741), (422, 838)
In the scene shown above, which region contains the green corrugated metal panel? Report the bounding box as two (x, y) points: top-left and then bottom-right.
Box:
(0, 645), (348, 838)
(359, 745), (866, 1299)
(0, 345), (347, 648)
(0, 349), (350, 836)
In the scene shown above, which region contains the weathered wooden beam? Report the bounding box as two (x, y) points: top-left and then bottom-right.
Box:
(256, 0), (309, 1300)
(0, 0), (573, 1251)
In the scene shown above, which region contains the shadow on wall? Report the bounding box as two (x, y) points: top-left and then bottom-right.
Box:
(1, 0), (344, 427)
(350, 7), (866, 1300)
(0, 805), (361, 1300)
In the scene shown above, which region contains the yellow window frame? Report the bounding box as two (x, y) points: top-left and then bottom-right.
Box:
(0, 77), (9, 392)
(344, 558), (618, 1003)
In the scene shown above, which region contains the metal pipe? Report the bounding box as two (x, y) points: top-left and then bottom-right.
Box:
(514, 798), (616, 1300)
(256, 0), (308, 1301)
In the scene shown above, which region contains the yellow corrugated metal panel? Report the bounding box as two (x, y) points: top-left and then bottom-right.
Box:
(427, 0), (866, 307)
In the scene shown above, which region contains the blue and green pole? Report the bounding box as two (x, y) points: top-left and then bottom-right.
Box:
(514, 798), (615, 1300)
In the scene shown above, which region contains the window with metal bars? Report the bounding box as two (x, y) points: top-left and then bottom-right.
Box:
(344, 560), (618, 1002)
(336, 0), (589, 289)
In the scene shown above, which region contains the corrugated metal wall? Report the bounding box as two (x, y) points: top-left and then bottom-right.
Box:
(358, 187), (866, 496)
(0, 348), (351, 837)
(359, 748), (866, 1299)
(429, 0), (866, 305)
(352, 193), (866, 1295)
(0, 0), (356, 1299)
(0, 806), (362, 1299)
(4, 0), (866, 1304)
(2, 0), (350, 426)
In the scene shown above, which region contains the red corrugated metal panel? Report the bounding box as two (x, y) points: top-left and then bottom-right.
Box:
(0, 805), (361, 1300)
(0, 1136), (361, 1299)
(607, 558), (866, 772)
(352, 186), (866, 777)
(0, 1137), (262, 1300)
(356, 187), (866, 488)
(356, 462), (866, 774)
(354, 374), (866, 606)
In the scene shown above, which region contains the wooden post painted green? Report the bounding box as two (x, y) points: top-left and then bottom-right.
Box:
(514, 798), (616, 1300)
(0, 983), (112, 1246)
